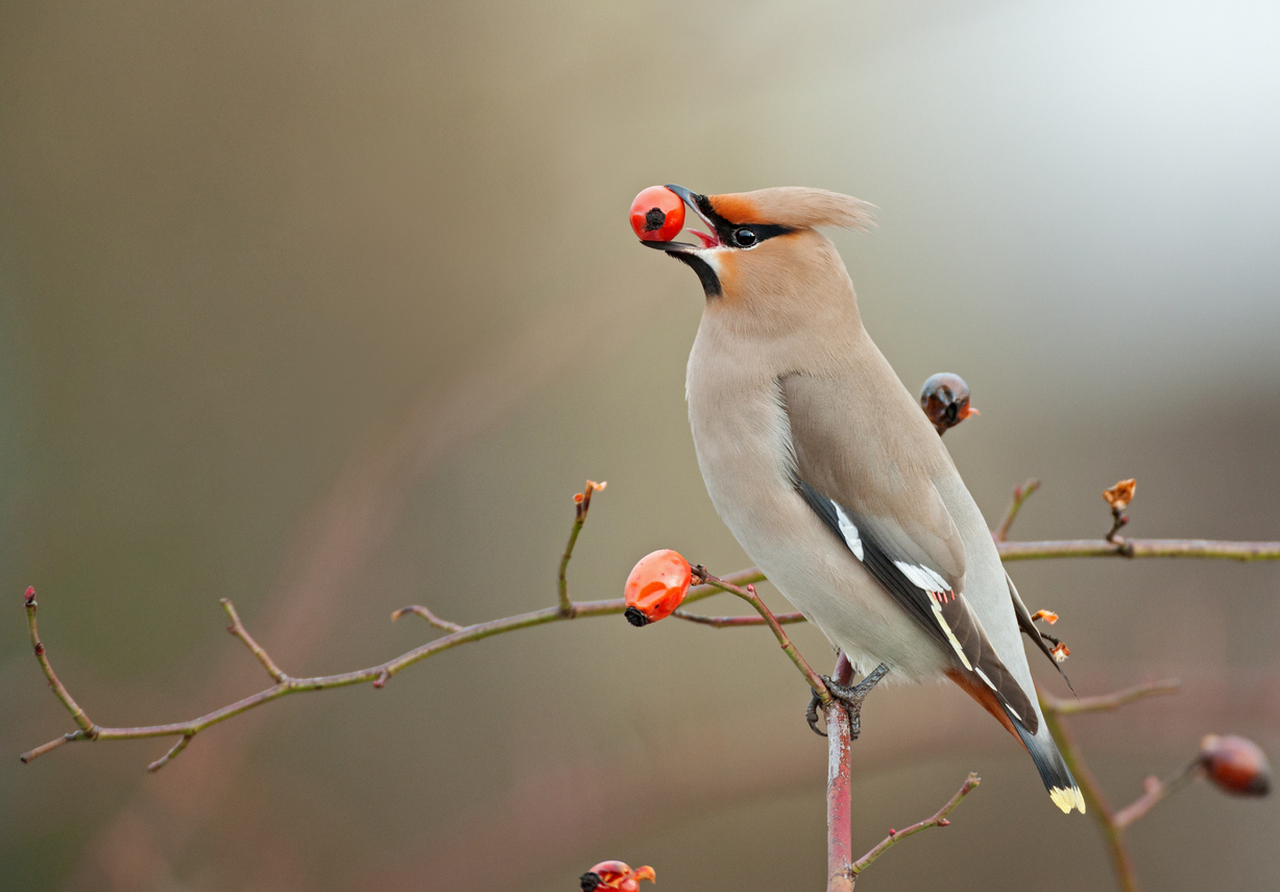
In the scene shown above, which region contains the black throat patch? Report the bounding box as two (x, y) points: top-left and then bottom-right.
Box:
(669, 252), (721, 298)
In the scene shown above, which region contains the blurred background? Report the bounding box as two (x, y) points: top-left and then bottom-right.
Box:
(2, 1), (1278, 889)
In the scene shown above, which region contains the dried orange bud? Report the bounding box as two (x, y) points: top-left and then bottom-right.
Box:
(581, 861), (656, 892)
(1050, 642), (1070, 662)
(624, 550), (691, 626)
(1199, 734), (1271, 796)
(1031, 610), (1059, 624)
(1103, 478), (1136, 511)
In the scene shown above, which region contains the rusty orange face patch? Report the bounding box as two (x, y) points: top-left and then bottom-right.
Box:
(707, 193), (765, 225)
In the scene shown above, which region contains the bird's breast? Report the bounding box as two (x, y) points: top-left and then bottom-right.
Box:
(684, 321), (948, 681)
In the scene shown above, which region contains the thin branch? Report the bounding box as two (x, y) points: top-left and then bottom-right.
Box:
(1039, 700), (1138, 892)
(670, 608), (807, 628)
(21, 467), (1280, 778)
(22, 587), (97, 738)
(997, 538), (1280, 562)
(147, 734), (194, 773)
(1041, 678), (1180, 716)
(19, 730), (89, 763)
(1105, 509), (1130, 545)
(18, 497), (763, 769)
(994, 478), (1040, 542)
(390, 604), (464, 633)
(1112, 762), (1202, 830)
(850, 772), (981, 876)
(558, 480), (604, 614)
(221, 598), (287, 683)
(692, 567), (831, 702)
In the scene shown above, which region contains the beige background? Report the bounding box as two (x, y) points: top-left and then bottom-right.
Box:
(2, 1), (1278, 890)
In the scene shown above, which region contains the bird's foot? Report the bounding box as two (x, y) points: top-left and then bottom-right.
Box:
(806, 663), (889, 739)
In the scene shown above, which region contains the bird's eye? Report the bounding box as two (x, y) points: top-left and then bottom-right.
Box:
(944, 403), (959, 423)
(732, 227), (758, 248)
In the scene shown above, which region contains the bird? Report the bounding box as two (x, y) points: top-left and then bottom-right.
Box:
(638, 184), (1084, 814)
(920, 372), (979, 436)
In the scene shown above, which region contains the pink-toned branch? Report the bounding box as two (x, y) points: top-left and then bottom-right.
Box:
(18, 482), (761, 770)
(1037, 677), (1245, 892)
(1112, 764), (1200, 830)
(826, 654), (857, 892)
(851, 772), (981, 876)
(994, 478), (1040, 542)
(670, 608), (807, 627)
(18, 565), (765, 769)
(691, 567), (831, 702)
(1040, 678), (1181, 716)
(20, 473), (1280, 775)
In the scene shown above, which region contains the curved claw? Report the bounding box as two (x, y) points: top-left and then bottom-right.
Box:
(806, 689), (826, 737)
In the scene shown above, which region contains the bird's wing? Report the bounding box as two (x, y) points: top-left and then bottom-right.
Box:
(781, 373), (1038, 732)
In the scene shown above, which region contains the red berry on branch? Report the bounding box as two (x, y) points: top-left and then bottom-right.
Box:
(582, 861), (656, 891)
(629, 186), (685, 242)
(1199, 734), (1271, 796)
(624, 550), (692, 626)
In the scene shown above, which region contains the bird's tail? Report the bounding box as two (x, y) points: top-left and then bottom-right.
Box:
(1006, 704), (1086, 814)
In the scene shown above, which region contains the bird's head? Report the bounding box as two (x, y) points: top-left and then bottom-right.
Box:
(640, 185), (875, 319)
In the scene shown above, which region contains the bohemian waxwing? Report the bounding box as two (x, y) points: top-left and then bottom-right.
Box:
(639, 184), (1084, 814)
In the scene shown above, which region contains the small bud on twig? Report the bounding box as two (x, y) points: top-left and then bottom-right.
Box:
(1103, 478), (1137, 544)
(1103, 479), (1136, 511)
(1031, 610), (1058, 624)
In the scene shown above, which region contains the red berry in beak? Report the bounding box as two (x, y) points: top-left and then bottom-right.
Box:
(630, 186), (686, 242)
(624, 550), (692, 625)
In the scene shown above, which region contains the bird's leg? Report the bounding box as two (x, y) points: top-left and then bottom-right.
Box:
(822, 663), (889, 740)
(807, 662), (890, 738)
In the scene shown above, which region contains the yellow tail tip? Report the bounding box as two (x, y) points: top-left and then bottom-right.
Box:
(1050, 785), (1087, 814)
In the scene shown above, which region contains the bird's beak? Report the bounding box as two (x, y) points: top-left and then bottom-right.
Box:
(965, 406), (980, 418)
(641, 184), (722, 254)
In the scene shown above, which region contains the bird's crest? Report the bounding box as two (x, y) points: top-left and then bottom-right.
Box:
(708, 187), (876, 232)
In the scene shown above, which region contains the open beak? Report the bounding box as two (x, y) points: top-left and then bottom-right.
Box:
(641, 184), (722, 253)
